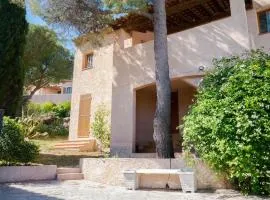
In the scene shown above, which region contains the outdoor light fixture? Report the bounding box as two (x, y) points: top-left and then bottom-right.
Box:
(198, 65), (205, 71)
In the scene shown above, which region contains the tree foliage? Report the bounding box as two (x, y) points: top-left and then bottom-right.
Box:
(183, 50), (270, 195)
(0, 0), (28, 116)
(23, 25), (73, 99)
(0, 117), (39, 163)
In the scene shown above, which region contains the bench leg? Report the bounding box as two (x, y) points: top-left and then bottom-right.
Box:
(134, 174), (140, 190)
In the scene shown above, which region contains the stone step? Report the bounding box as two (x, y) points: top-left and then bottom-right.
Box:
(54, 144), (85, 149)
(55, 141), (92, 146)
(57, 168), (81, 174)
(57, 173), (84, 181)
(54, 139), (97, 152)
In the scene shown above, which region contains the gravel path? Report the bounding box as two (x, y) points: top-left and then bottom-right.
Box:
(0, 180), (267, 200)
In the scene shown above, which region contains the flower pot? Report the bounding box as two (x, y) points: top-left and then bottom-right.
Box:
(123, 170), (137, 190)
(178, 168), (197, 193)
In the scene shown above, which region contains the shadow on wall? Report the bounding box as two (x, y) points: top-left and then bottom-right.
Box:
(112, 13), (250, 90)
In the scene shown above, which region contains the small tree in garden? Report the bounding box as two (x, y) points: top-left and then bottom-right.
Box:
(92, 104), (110, 149)
(23, 25), (73, 103)
(182, 49), (270, 195)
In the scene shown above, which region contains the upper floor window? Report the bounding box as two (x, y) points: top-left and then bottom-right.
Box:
(258, 9), (270, 34)
(245, 0), (253, 10)
(83, 53), (94, 70)
(63, 87), (72, 94)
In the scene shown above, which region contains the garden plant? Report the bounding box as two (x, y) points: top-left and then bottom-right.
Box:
(183, 50), (270, 195)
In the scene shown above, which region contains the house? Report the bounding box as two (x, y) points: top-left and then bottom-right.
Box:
(69, 0), (270, 157)
(30, 80), (73, 104)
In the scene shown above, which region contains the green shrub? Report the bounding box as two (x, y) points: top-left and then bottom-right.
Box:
(92, 104), (110, 148)
(0, 117), (39, 163)
(17, 115), (42, 137)
(35, 119), (68, 137)
(25, 102), (42, 116)
(21, 101), (71, 138)
(41, 102), (55, 113)
(182, 50), (270, 195)
(25, 102), (71, 118)
(26, 102), (56, 116)
(52, 102), (71, 118)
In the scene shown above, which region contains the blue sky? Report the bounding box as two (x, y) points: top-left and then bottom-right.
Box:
(26, 4), (76, 53)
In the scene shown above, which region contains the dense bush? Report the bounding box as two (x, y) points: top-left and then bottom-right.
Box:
(52, 102), (71, 118)
(92, 105), (110, 148)
(21, 101), (71, 138)
(182, 50), (270, 195)
(35, 119), (68, 137)
(18, 115), (42, 137)
(0, 117), (39, 163)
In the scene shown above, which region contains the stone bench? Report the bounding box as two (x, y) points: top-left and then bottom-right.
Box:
(123, 169), (197, 193)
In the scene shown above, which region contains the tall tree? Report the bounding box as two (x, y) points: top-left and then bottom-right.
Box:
(31, 0), (174, 158)
(152, 1), (173, 158)
(0, 0), (28, 116)
(23, 25), (73, 102)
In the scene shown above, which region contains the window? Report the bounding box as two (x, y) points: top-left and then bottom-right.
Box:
(83, 53), (94, 70)
(258, 9), (270, 34)
(63, 87), (72, 94)
(245, 0), (253, 10)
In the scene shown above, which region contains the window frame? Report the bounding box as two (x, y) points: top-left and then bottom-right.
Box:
(257, 7), (270, 35)
(63, 87), (72, 94)
(82, 52), (94, 70)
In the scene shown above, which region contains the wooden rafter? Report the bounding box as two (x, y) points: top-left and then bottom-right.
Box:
(112, 0), (232, 34)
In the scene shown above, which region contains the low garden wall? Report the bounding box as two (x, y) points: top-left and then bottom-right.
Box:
(0, 165), (57, 183)
(80, 158), (230, 190)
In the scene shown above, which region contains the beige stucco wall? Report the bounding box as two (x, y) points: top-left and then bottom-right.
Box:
(30, 94), (71, 104)
(69, 40), (114, 140)
(111, 0), (251, 156)
(35, 87), (60, 95)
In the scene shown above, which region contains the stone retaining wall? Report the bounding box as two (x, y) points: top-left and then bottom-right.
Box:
(0, 165), (57, 183)
(80, 158), (230, 190)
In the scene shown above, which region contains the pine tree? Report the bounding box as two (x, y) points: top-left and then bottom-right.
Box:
(0, 0), (28, 117)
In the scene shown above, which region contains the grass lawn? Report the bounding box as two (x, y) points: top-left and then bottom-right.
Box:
(32, 138), (105, 167)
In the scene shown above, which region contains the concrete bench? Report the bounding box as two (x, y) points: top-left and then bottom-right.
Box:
(123, 169), (196, 193)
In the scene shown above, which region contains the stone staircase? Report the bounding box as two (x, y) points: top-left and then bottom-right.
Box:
(57, 167), (84, 181)
(54, 139), (97, 152)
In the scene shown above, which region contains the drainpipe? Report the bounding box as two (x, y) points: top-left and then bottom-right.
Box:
(0, 109), (4, 134)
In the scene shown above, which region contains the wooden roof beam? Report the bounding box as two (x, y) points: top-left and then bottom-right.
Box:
(166, 0), (212, 16)
(202, 3), (216, 16)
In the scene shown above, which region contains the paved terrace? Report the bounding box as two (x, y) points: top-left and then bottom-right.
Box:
(0, 180), (266, 200)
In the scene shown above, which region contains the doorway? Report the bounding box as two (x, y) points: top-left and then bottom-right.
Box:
(78, 94), (91, 138)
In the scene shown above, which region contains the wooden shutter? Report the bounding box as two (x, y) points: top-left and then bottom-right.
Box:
(78, 94), (91, 138)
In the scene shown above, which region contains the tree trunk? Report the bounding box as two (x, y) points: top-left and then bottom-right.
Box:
(153, 0), (174, 158)
(22, 87), (39, 106)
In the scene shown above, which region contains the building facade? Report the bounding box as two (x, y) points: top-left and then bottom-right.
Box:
(30, 80), (72, 104)
(69, 0), (270, 157)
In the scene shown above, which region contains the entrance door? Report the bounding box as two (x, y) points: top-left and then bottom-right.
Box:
(78, 94), (91, 138)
